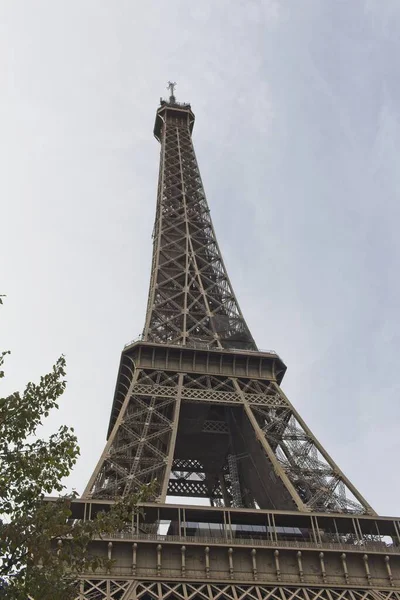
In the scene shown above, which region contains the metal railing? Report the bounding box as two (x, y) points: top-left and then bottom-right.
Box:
(123, 335), (278, 356)
(103, 531), (400, 554)
(162, 99), (191, 108)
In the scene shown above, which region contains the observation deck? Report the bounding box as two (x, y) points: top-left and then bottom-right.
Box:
(107, 339), (287, 438)
(63, 498), (400, 587)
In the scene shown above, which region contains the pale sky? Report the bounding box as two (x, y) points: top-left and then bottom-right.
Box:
(1, 0), (400, 517)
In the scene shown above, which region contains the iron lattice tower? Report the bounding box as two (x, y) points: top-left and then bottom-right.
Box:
(74, 89), (400, 600)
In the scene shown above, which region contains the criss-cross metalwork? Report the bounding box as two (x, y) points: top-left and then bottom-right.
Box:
(74, 581), (400, 600)
(76, 93), (400, 600)
(143, 99), (256, 350)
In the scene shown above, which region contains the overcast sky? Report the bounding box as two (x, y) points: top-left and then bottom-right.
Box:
(1, 0), (400, 517)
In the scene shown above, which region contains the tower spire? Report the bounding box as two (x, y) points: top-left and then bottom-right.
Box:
(145, 95), (256, 350)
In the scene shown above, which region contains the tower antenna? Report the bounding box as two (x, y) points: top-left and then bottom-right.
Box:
(167, 81), (177, 103)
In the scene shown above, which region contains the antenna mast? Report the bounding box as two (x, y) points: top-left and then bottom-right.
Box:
(167, 80), (177, 103)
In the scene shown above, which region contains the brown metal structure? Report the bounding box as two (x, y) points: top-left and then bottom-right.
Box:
(74, 89), (400, 599)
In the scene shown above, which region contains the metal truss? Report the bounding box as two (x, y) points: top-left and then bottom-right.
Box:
(84, 363), (373, 514)
(238, 380), (373, 514)
(68, 94), (400, 600)
(84, 369), (182, 500)
(143, 100), (256, 351)
(74, 580), (400, 600)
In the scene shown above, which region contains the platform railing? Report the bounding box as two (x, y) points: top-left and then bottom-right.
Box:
(123, 335), (278, 356)
(102, 531), (400, 554)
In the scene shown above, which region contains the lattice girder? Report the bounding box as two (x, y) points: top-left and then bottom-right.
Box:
(84, 358), (373, 515)
(72, 580), (400, 600)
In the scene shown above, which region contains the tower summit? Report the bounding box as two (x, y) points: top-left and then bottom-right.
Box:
(74, 89), (400, 599)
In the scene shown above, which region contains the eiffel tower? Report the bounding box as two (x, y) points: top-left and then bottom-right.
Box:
(71, 84), (400, 599)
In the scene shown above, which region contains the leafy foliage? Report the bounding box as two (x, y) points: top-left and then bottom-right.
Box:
(0, 330), (148, 599)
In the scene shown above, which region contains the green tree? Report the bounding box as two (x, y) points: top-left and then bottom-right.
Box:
(0, 298), (147, 599)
